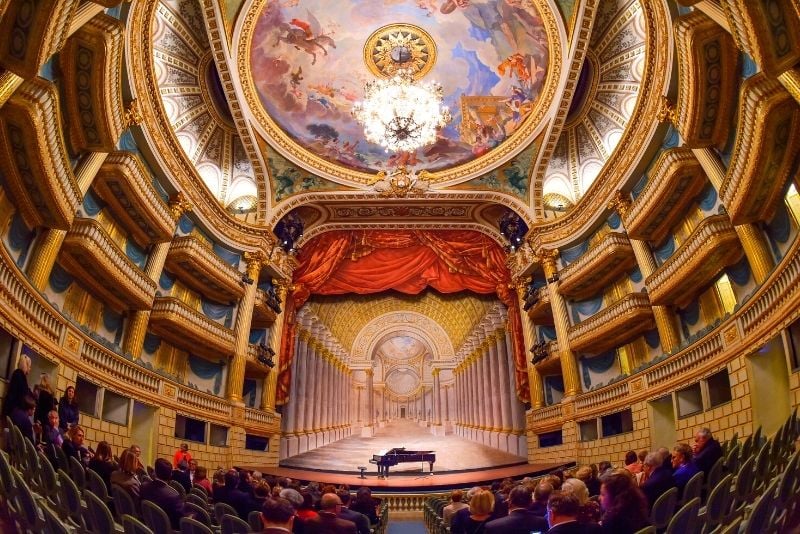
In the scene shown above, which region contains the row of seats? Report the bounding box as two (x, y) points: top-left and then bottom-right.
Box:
(425, 410), (800, 534)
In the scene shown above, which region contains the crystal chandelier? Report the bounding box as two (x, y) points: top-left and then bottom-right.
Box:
(352, 68), (452, 153)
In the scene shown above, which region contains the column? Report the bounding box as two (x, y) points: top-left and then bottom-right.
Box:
(488, 330), (503, 448)
(516, 281), (544, 408)
(300, 325), (318, 453)
(496, 323), (513, 443)
(67, 2), (106, 36)
(690, 147), (775, 283)
(0, 69), (23, 109)
(263, 280), (290, 410)
(226, 251), (267, 403)
(285, 322), (308, 457)
(319, 350), (330, 444)
(608, 192), (681, 353)
(311, 338), (324, 444)
(505, 331), (525, 430)
(381, 387), (387, 423)
(361, 370), (374, 437)
(431, 369), (442, 435)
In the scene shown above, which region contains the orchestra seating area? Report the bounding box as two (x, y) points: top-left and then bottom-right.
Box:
(424, 412), (800, 534)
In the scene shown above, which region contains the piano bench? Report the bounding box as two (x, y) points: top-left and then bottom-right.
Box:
(358, 466), (367, 478)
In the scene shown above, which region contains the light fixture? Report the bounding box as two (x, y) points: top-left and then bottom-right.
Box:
(351, 68), (451, 153)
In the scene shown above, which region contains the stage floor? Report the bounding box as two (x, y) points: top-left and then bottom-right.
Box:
(246, 421), (566, 491)
(279, 420), (527, 474)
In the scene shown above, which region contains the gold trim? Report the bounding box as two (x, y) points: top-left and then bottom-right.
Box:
(363, 24), (436, 79)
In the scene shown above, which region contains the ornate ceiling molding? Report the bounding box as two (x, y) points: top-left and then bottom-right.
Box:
(351, 311), (454, 363)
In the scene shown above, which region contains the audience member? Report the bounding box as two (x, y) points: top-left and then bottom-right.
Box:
(485, 485), (548, 534)
(62, 424), (92, 466)
(140, 457), (185, 529)
(88, 440), (117, 493)
(337, 489), (370, 534)
(450, 486), (482, 532)
(623, 450), (642, 476)
(33, 373), (56, 425)
(640, 450), (674, 509)
(530, 481), (553, 516)
(58, 385), (79, 431)
(3, 354), (32, 419)
(599, 473), (650, 533)
(561, 478), (601, 524)
(349, 486), (379, 525)
(692, 427), (723, 475)
(10, 393), (37, 443)
(221, 469), (253, 519)
(39, 409), (63, 459)
(442, 489), (469, 527)
(296, 490), (319, 521)
(262, 497), (297, 534)
(278, 487), (305, 534)
(173, 442), (192, 468)
(546, 492), (602, 534)
(193, 465), (213, 494)
(451, 489), (494, 534)
(580, 465), (601, 497)
(111, 448), (141, 500)
(597, 461), (613, 480)
(671, 443), (699, 498)
(305, 493), (357, 534)
(172, 460), (192, 492)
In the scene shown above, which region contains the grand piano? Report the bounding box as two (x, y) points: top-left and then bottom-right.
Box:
(370, 447), (435, 477)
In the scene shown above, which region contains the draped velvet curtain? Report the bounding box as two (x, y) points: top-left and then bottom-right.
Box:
(276, 230), (530, 405)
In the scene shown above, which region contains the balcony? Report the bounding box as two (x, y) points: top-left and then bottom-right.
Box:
(526, 286), (552, 322)
(60, 218), (156, 311)
(625, 149), (707, 243)
(165, 236), (244, 304)
(558, 233), (637, 300)
(93, 152), (175, 248)
(721, 74), (800, 225)
(59, 14), (125, 152)
(0, 78), (80, 230)
(252, 288), (280, 328)
(646, 215), (742, 308)
(532, 340), (560, 374)
(246, 343), (275, 375)
(673, 12), (738, 147)
(149, 297), (235, 359)
(568, 292), (654, 353)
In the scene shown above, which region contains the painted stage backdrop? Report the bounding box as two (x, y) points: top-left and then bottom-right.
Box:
(250, 0), (549, 173)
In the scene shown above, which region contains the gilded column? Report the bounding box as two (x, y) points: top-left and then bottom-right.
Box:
(74, 152), (108, 195)
(311, 338), (324, 434)
(122, 241), (171, 357)
(0, 69), (23, 109)
(609, 192), (681, 353)
(67, 2), (106, 36)
(495, 324), (513, 433)
(541, 249), (582, 397)
(226, 251), (267, 403)
(693, 1), (730, 31)
(778, 67), (800, 105)
(263, 280), (289, 410)
(294, 326), (310, 433)
(283, 330), (304, 435)
(516, 281), (544, 408)
(322, 350), (332, 431)
(691, 147), (774, 283)
(487, 330), (502, 433)
(26, 230), (67, 290)
(443, 384), (451, 422)
(504, 330), (525, 430)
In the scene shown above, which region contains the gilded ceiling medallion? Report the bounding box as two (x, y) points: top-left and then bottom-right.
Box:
(363, 24), (436, 80)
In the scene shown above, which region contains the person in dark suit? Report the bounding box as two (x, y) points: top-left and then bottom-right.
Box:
(220, 469), (253, 520)
(546, 492), (603, 534)
(485, 485), (548, 534)
(692, 427), (723, 475)
(529, 481), (552, 516)
(304, 493), (357, 534)
(10, 394), (37, 443)
(336, 490), (370, 534)
(171, 460), (192, 492)
(671, 443), (699, 499)
(140, 458), (186, 529)
(261, 497), (296, 534)
(641, 451), (675, 509)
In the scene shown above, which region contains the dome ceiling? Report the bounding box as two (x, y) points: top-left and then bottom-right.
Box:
(133, 0), (669, 240)
(243, 0), (552, 178)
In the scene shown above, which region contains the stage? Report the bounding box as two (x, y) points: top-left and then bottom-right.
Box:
(247, 420), (567, 491)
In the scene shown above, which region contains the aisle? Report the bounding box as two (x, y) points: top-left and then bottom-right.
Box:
(387, 520), (427, 534)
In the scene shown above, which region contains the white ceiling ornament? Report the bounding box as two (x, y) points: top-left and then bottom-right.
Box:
(352, 311), (454, 362)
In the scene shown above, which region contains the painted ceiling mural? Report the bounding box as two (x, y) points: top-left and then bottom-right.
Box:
(248, 0), (550, 173)
(377, 335), (426, 361)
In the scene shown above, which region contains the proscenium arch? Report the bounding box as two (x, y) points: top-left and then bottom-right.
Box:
(352, 312), (455, 363)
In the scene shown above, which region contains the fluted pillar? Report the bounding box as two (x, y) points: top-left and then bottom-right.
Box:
(691, 147), (775, 283)
(0, 69), (23, 109)
(67, 2), (107, 36)
(311, 340), (324, 434)
(123, 241), (172, 356)
(504, 330), (525, 431)
(540, 249), (581, 397)
(361, 369), (374, 436)
(515, 282), (544, 408)
(263, 281), (289, 410)
(226, 251), (267, 403)
(496, 325), (513, 434)
(778, 68), (800, 105)
(487, 331), (503, 432)
(432, 369), (442, 426)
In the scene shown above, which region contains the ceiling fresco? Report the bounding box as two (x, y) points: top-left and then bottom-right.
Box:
(247, 0), (550, 174)
(376, 335), (427, 361)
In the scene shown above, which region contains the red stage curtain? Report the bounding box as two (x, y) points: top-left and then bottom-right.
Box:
(276, 230), (530, 405)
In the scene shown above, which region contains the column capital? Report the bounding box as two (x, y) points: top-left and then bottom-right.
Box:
(168, 192), (193, 220)
(432, 368), (441, 377)
(244, 251), (268, 280)
(608, 190), (632, 218)
(538, 248), (559, 278)
(124, 99), (143, 127)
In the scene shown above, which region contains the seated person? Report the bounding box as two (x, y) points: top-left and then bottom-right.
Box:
(546, 492), (602, 534)
(140, 458), (186, 529)
(111, 448), (141, 500)
(442, 490), (469, 527)
(692, 428), (723, 475)
(671, 443), (699, 499)
(10, 394), (37, 444)
(62, 424), (92, 467)
(485, 485), (548, 534)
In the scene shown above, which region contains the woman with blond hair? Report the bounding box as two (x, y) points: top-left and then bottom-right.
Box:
(34, 373), (56, 425)
(3, 354), (32, 418)
(452, 489), (495, 534)
(562, 477), (601, 524)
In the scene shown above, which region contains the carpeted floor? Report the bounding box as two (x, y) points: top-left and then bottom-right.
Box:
(387, 520), (428, 534)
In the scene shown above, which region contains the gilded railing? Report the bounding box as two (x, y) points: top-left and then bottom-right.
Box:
(169, 236), (242, 291)
(531, 403), (562, 423)
(644, 333), (724, 386)
(177, 386), (231, 418)
(151, 297), (235, 346)
(559, 232), (632, 282)
(568, 292), (651, 340)
(740, 244), (800, 335)
(245, 407), (277, 426)
(576, 381), (630, 411)
(0, 262), (62, 343)
(81, 341), (160, 394)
